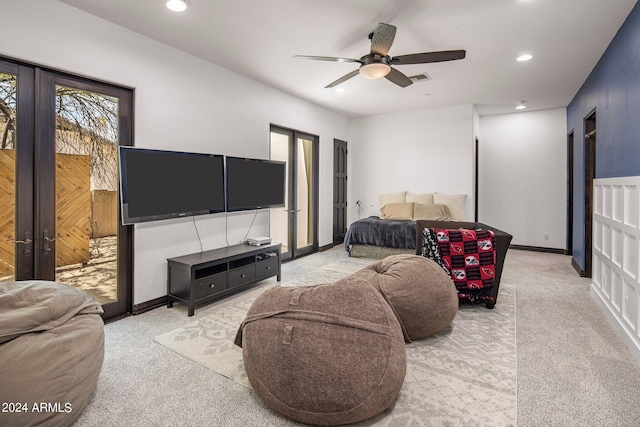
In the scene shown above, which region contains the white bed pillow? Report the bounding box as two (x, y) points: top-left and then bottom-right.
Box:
(433, 193), (467, 221)
(406, 193), (434, 205)
(379, 191), (406, 208)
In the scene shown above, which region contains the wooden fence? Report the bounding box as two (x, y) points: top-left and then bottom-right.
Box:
(0, 149), (117, 276)
(91, 190), (118, 238)
(55, 152), (91, 268)
(0, 149), (15, 276)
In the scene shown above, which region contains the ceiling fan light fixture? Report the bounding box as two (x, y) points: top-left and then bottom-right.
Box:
(359, 63), (391, 80)
(166, 0), (187, 12)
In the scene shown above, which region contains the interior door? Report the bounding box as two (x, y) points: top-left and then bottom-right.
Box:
(269, 125), (318, 261)
(0, 58), (132, 320)
(583, 112), (596, 278)
(333, 139), (347, 244)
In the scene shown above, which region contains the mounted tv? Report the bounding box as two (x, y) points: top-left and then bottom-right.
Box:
(118, 147), (225, 225)
(226, 156), (286, 212)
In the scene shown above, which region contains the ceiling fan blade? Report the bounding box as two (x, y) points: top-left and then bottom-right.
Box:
(370, 23), (397, 56)
(293, 55), (360, 63)
(325, 69), (360, 88)
(391, 50), (466, 65)
(385, 67), (413, 88)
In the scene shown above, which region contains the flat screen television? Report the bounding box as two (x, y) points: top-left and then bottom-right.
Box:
(225, 156), (287, 212)
(118, 147), (225, 225)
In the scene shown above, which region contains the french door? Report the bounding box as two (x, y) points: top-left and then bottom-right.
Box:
(0, 57), (132, 320)
(269, 125), (319, 261)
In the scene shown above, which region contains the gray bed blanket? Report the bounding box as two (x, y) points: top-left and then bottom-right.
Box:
(344, 216), (417, 252)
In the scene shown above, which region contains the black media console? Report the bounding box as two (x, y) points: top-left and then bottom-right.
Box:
(167, 242), (281, 316)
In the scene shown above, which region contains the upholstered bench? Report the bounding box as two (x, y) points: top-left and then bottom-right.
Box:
(416, 220), (513, 308)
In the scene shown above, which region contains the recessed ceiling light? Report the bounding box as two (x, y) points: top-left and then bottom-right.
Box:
(166, 0), (187, 12)
(517, 54), (533, 62)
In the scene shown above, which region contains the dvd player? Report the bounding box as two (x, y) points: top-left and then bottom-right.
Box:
(246, 236), (272, 246)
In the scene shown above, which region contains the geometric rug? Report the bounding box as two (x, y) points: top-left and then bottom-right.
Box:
(154, 257), (516, 426)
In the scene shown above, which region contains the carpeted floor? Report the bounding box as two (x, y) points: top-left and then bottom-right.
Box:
(153, 256), (517, 426)
(72, 246), (640, 426)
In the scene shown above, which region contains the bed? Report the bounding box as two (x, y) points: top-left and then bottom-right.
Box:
(344, 216), (418, 258)
(345, 191), (460, 258)
(344, 190), (512, 308)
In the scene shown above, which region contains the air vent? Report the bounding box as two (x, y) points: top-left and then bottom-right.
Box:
(408, 73), (432, 83)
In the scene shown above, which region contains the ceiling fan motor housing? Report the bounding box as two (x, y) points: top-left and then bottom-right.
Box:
(359, 54), (392, 79)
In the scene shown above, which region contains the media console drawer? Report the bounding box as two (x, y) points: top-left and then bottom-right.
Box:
(256, 257), (278, 279)
(167, 242), (281, 316)
(229, 265), (256, 288)
(194, 272), (228, 300)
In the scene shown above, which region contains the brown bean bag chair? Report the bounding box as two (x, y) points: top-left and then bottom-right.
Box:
(351, 254), (458, 341)
(235, 276), (406, 426)
(0, 281), (104, 427)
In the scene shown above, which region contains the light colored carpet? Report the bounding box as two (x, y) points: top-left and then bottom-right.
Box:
(73, 246), (640, 427)
(154, 256), (517, 426)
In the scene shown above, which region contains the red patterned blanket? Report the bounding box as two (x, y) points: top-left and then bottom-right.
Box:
(434, 228), (497, 304)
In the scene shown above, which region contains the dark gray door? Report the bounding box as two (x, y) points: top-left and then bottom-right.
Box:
(333, 139), (347, 244)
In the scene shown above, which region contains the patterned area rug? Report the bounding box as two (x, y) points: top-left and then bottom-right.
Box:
(154, 257), (516, 426)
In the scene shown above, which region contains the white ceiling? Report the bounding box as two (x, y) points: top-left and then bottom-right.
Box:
(59, 0), (637, 118)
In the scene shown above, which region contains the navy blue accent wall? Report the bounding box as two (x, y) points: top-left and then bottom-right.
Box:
(567, 2), (640, 270)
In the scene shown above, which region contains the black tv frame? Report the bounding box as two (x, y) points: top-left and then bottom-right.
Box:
(118, 146), (225, 225)
(225, 156), (287, 212)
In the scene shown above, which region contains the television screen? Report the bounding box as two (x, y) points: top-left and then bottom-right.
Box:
(226, 157), (286, 211)
(118, 147), (225, 225)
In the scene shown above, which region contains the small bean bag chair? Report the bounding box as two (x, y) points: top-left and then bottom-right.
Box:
(351, 254), (458, 341)
(0, 280), (104, 427)
(235, 276), (406, 426)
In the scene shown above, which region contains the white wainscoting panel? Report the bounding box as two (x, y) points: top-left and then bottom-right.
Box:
(592, 177), (640, 363)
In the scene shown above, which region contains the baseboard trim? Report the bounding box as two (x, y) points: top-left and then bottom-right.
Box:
(509, 244), (567, 255)
(132, 296), (167, 315)
(319, 243), (336, 252)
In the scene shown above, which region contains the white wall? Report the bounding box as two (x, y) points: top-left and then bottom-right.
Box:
(479, 108), (567, 249)
(348, 104), (476, 222)
(3, 0), (348, 304)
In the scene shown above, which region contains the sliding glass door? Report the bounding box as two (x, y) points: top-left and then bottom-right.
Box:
(0, 57), (132, 320)
(269, 125), (318, 261)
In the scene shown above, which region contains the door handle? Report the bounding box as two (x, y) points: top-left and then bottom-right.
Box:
(43, 230), (61, 253)
(13, 231), (32, 256)
(283, 209), (302, 213)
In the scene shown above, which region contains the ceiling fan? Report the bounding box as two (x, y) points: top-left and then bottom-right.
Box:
(294, 22), (466, 88)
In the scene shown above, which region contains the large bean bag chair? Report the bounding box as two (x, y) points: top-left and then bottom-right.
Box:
(235, 276), (406, 426)
(0, 280), (104, 427)
(351, 254), (458, 341)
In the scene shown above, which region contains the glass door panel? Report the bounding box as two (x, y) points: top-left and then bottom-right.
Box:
(53, 85), (120, 305)
(270, 130), (290, 257)
(269, 125), (318, 261)
(0, 72), (17, 282)
(0, 59), (130, 320)
(0, 62), (34, 282)
(295, 136), (314, 253)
